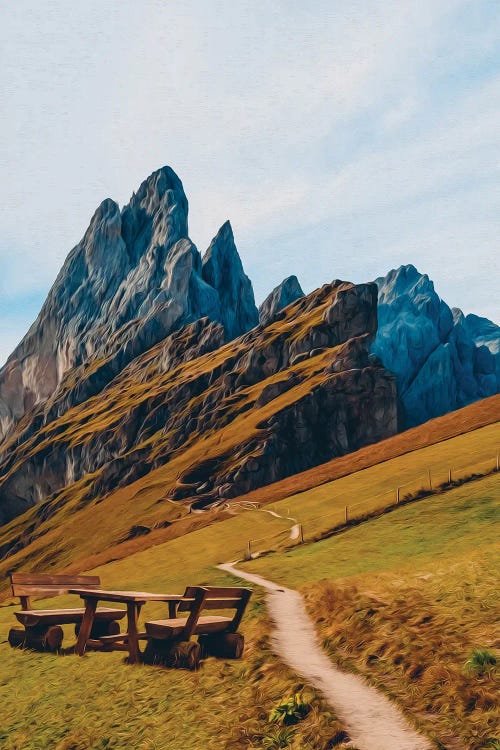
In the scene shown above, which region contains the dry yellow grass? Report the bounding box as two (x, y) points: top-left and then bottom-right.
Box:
(0, 511), (346, 749)
(244, 474), (500, 750)
(0, 422), (497, 747)
(0, 406), (497, 598)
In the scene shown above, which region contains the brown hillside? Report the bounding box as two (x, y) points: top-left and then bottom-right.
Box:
(0, 280), (397, 582)
(241, 392), (500, 506)
(0, 394), (497, 595)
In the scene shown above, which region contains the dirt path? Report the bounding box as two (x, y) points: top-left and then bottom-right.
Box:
(259, 507), (300, 541)
(219, 562), (432, 750)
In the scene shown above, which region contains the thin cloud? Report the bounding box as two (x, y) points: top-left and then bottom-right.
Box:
(0, 0), (498, 367)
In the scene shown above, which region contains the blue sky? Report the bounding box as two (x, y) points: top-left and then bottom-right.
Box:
(1, 0), (499, 365)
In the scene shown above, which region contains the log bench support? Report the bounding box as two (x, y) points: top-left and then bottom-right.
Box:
(198, 631), (245, 659)
(142, 586), (251, 669)
(8, 572), (125, 654)
(8, 624), (64, 653)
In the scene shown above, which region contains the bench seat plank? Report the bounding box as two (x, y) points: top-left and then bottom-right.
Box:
(15, 607), (126, 627)
(145, 615), (232, 639)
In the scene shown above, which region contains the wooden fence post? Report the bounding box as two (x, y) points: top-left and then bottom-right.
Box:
(245, 540), (252, 561)
(496, 454), (499, 472)
(344, 506), (349, 524)
(298, 524), (304, 543)
(396, 487), (400, 504)
(448, 467), (452, 484)
(428, 469), (432, 491)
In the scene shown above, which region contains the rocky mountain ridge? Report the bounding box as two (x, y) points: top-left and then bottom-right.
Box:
(0, 167), (258, 442)
(371, 264), (499, 427)
(254, 266), (499, 429)
(0, 280), (396, 547)
(0, 166), (498, 535)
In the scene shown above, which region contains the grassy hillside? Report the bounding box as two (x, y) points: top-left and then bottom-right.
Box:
(252, 420), (500, 543)
(0, 507), (343, 749)
(242, 393), (500, 508)
(243, 475), (500, 750)
(0, 421), (498, 747)
(0, 281), (392, 581)
(0, 398), (498, 591)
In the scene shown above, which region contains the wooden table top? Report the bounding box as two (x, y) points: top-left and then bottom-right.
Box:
(68, 588), (187, 603)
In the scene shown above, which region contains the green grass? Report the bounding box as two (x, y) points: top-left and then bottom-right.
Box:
(242, 474), (500, 749)
(257, 422), (499, 543)
(0, 429), (498, 748)
(0, 581), (342, 750)
(242, 473), (500, 586)
(0, 511), (342, 750)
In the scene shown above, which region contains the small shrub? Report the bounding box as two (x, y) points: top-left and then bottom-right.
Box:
(269, 692), (311, 725)
(261, 727), (296, 748)
(464, 648), (497, 677)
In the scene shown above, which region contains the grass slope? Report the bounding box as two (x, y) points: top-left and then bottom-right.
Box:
(0, 419), (497, 748)
(243, 475), (500, 750)
(247, 421), (500, 542)
(0, 402), (497, 591)
(0, 507), (344, 749)
(241, 393), (500, 507)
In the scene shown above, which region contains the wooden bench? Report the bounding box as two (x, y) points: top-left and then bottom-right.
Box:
(142, 585), (252, 669)
(8, 573), (126, 652)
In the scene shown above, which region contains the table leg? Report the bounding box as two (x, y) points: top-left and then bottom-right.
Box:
(126, 603), (140, 664)
(168, 601), (178, 618)
(75, 598), (98, 656)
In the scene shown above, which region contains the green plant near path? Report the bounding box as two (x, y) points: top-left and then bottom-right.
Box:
(269, 692), (311, 725)
(261, 726), (296, 748)
(464, 648), (497, 677)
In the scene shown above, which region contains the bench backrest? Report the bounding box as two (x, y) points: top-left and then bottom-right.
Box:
(10, 572), (101, 610)
(179, 585), (252, 633)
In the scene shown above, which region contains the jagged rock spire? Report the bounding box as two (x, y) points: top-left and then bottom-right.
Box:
(259, 275), (304, 326)
(372, 264), (498, 427)
(202, 221), (258, 341)
(0, 168), (258, 441)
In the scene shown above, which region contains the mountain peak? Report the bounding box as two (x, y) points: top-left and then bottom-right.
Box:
(0, 167), (258, 441)
(202, 223), (258, 340)
(372, 267), (499, 427)
(259, 275), (304, 326)
(132, 165), (186, 203)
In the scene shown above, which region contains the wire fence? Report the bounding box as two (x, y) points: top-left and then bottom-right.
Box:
(243, 451), (499, 560)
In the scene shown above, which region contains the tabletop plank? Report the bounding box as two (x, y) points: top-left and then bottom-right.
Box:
(68, 588), (188, 603)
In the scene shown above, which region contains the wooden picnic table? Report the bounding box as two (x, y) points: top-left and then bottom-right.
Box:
(69, 589), (188, 664)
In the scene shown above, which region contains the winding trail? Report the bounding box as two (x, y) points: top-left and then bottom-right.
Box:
(219, 562), (431, 750)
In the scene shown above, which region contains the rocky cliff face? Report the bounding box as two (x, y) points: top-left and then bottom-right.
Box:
(372, 265), (499, 427)
(458, 311), (500, 388)
(0, 167), (258, 442)
(202, 221), (259, 339)
(0, 163), (497, 541)
(0, 280), (397, 530)
(259, 275), (304, 326)
(459, 312), (500, 354)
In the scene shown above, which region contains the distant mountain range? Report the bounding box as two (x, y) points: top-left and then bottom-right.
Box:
(261, 266), (500, 428)
(0, 166), (498, 527)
